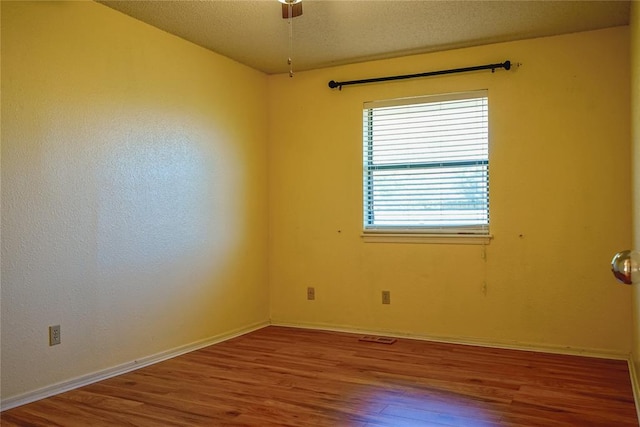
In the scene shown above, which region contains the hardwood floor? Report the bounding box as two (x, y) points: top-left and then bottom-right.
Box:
(2, 326), (638, 426)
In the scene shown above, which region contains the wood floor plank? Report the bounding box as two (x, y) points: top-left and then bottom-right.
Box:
(2, 326), (637, 426)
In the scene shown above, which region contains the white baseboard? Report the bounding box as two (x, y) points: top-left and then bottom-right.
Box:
(627, 357), (640, 423)
(271, 320), (630, 360)
(0, 320), (269, 411)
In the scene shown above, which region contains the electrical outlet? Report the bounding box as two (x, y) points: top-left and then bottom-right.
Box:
(49, 325), (61, 346)
(307, 286), (315, 300)
(382, 290), (391, 304)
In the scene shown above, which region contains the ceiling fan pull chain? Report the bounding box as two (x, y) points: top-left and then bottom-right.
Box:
(279, 0), (302, 76)
(288, 2), (294, 77)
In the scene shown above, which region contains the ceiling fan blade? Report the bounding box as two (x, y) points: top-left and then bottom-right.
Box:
(282, 2), (303, 19)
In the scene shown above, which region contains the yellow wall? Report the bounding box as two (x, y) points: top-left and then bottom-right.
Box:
(631, 0), (640, 387)
(1, 1), (269, 400)
(269, 27), (632, 354)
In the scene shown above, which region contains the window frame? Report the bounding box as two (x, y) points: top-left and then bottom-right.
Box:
(361, 90), (492, 244)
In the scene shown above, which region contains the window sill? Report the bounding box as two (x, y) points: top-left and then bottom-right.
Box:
(361, 231), (493, 245)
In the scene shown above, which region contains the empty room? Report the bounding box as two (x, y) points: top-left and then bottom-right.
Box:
(2, 0), (640, 425)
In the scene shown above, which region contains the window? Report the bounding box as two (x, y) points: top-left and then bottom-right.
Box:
(362, 90), (489, 238)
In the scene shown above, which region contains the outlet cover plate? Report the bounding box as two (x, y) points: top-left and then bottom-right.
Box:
(382, 290), (391, 304)
(49, 325), (61, 346)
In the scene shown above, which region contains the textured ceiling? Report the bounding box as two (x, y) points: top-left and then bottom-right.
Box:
(99, 0), (631, 75)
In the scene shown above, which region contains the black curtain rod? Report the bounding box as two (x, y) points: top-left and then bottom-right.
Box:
(328, 60), (511, 90)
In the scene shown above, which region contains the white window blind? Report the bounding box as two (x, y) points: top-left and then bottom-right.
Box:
(363, 90), (489, 234)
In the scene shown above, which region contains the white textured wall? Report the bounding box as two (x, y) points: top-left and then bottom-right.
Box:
(1, 1), (269, 400)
